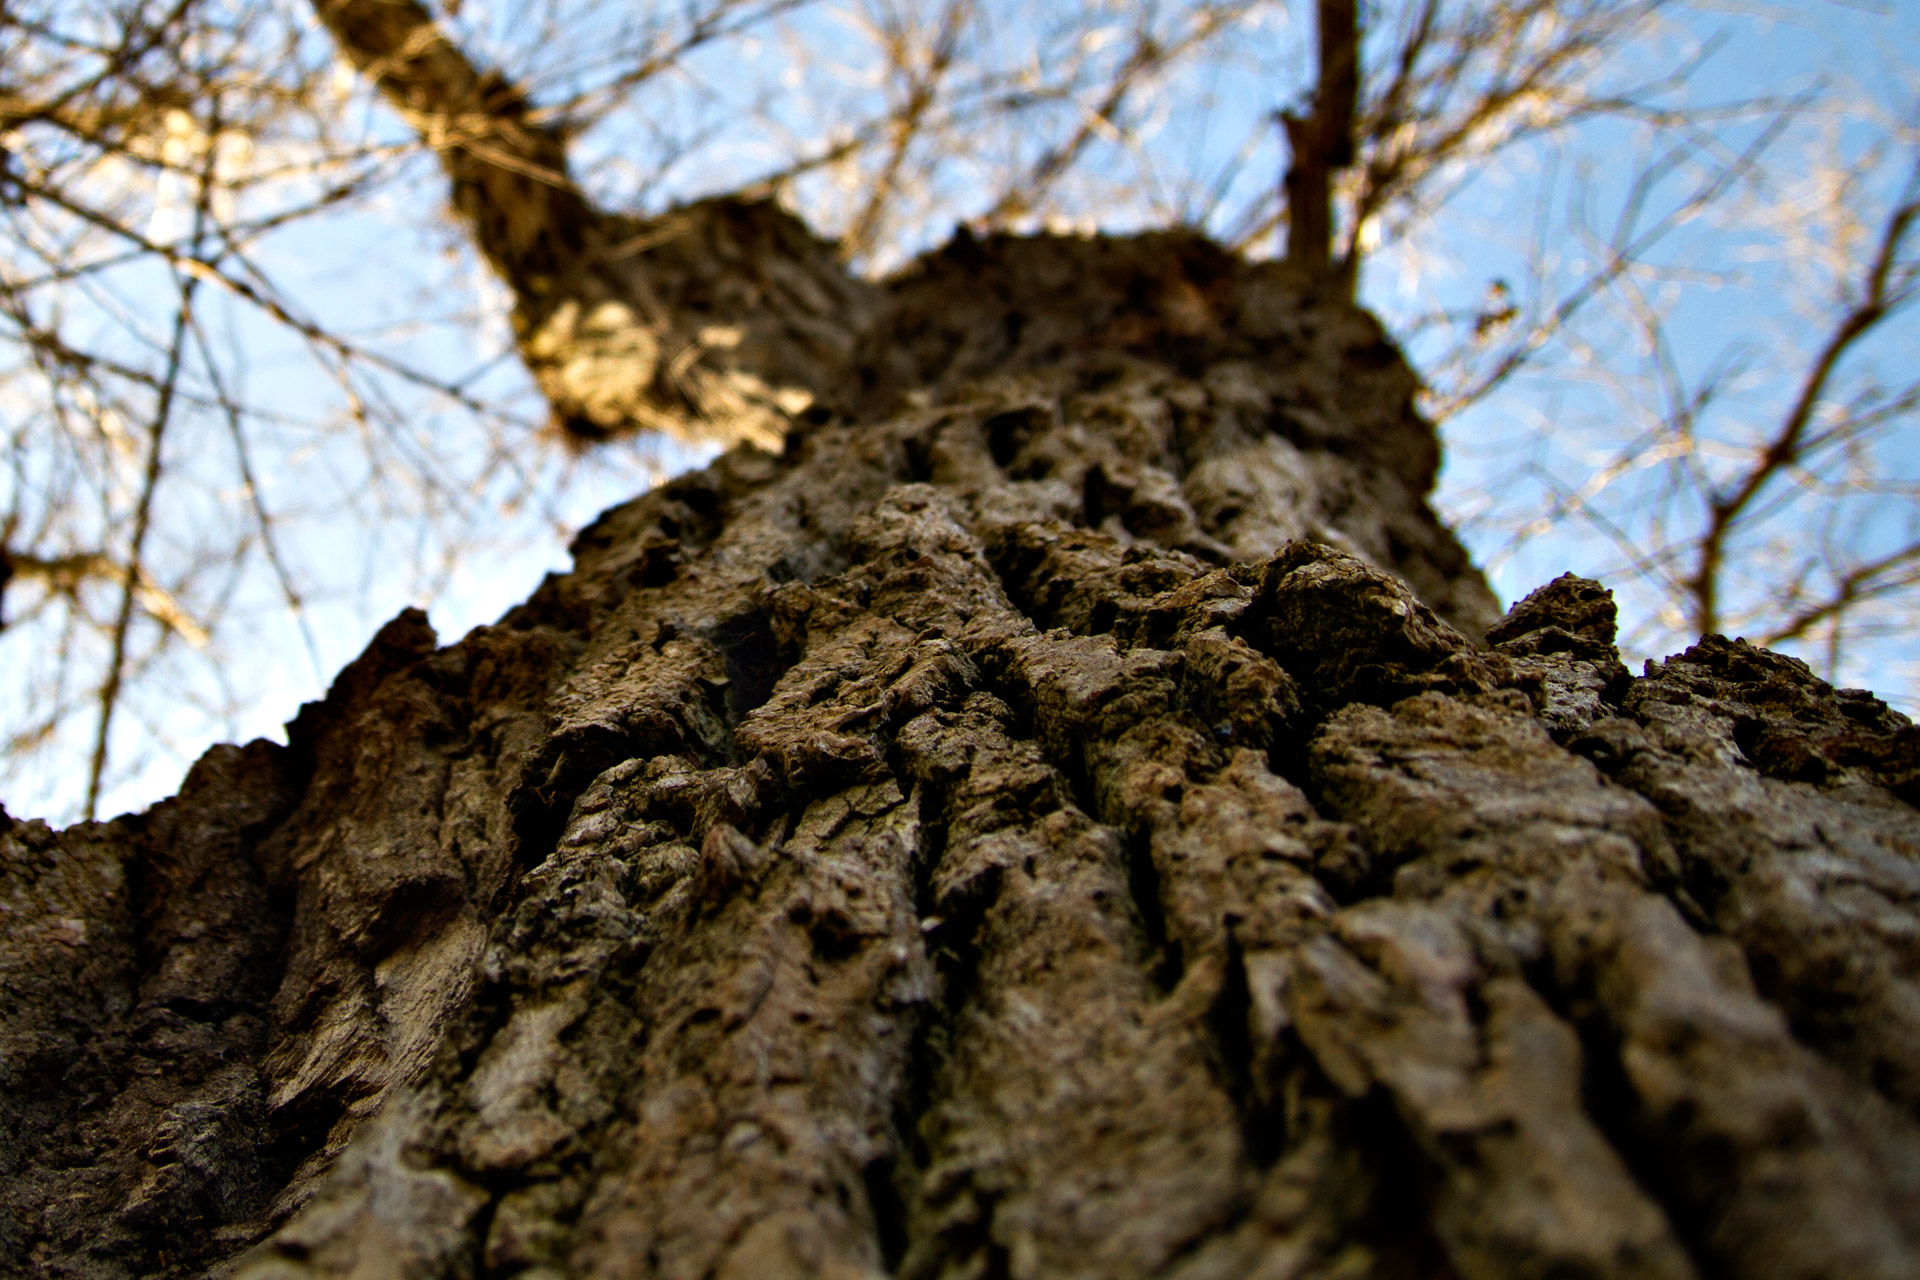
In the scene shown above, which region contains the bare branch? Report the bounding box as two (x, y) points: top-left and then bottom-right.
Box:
(85, 88), (222, 817)
(1282, 0), (1359, 290)
(842, 0), (975, 259)
(1761, 537), (1920, 649)
(1688, 160), (1920, 634)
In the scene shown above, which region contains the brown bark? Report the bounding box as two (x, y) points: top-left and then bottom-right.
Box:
(1282, 0), (1360, 294)
(3, 214), (1920, 1280)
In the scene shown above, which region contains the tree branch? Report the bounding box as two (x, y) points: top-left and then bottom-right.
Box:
(310, 0), (878, 447)
(1282, 0), (1358, 294)
(1687, 163), (1920, 635)
(311, 0), (592, 283)
(1760, 537), (1920, 650)
(85, 87), (223, 819)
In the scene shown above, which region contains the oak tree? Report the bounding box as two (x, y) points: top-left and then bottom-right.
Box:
(2, 2), (1918, 1278)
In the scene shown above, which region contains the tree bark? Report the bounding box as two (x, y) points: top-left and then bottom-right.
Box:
(4, 208), (1920, 1280)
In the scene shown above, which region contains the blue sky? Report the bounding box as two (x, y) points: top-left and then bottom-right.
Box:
(1423, 1), (1919, 691)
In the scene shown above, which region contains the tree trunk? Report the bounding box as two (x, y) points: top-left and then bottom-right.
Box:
(5, 221), (1920, 1280)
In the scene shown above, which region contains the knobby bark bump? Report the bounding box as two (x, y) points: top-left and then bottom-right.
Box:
(3, 222), (1919, 1280)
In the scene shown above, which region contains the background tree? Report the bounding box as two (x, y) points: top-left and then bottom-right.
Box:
(2, 1), (1919, 1278)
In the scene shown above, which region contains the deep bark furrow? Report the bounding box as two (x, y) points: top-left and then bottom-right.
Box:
(856, 489), (1280, 1279)
(888, 695), (1252, 1280)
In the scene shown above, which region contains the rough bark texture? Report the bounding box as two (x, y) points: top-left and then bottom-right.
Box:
(4, 225), (1920, 1280)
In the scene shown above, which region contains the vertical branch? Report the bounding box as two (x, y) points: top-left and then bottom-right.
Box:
(0, 529), (12, 632)
(1282, 0), (1358, 294)
(84, 94), (222, 819)
(85, 285), (195, 818)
